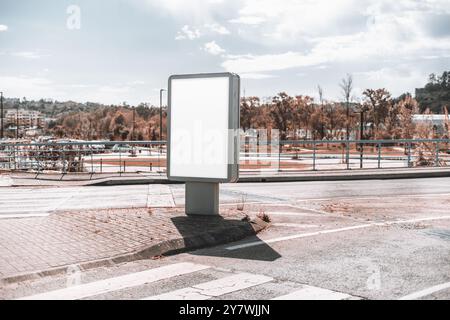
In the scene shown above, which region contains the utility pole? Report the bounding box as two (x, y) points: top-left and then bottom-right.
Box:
(16, 100), (19, 139)
(159, 89), (166, 153)
(0, 92), (3, 139)
(132, 106), (136, 141)
(359, 110), (364, 169)
(159, 89), (166, 141)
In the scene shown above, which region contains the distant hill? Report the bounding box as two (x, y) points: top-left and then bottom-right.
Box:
(1, 98), (108, 118)
(415, 71), (450, 113)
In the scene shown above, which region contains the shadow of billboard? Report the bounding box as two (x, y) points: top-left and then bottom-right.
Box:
(169, 215), (281, 262)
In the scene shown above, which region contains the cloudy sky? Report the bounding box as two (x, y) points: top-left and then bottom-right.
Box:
(0, 0), (449, 105)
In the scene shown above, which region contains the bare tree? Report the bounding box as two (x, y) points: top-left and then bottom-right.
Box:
(340, 74), (353, 140)
(318, 85), (325, 139)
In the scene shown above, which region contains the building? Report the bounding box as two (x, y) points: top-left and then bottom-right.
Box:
(4, 109), (43, 128)
(412, 114), (448, 135)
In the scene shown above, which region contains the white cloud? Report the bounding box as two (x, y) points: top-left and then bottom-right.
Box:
(0, 76), (64, 99)
(143, 0), (226, 24)
(128, 80), (147, 86)
(204, 23), (230, 35)
(222, 51), (326, 73)
(0, 24), (8, 31)
(354, 67), (428, 96)
(176, 22), (230, 40)
(87, 85), (133, 104)
(202, 41), (226, 55)
(175, 25), (201, 40)
(229, 16), (266, 25)
(0, 75), (147, 105)
(222, 0), (450, 74)
(240, 73), (276, 79)
(11, 51), (47, 59)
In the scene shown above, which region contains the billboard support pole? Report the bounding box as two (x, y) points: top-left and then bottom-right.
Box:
(185, 182), (219, 215)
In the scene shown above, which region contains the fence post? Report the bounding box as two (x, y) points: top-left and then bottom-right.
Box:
(90, 149), (94, 173)
(100, 158), (103, 173)
(313, 141), (316, 171)
(278, 140), (281, 172)
(62, 148), (66, 174)
(37, 150), (41, 174)
(359, 140), (363, 169)
(435, 142), (440, 166)
(14, 146), (16, 170)
(346, 141), (350, 170)
(407, 143), (412, 168)
(378, 143), (381, 169)
(119, 150), (122, 176)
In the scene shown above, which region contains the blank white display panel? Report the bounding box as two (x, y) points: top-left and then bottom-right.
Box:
(169, 76), (230, 179)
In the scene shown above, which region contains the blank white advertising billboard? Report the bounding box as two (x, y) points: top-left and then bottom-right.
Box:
(168, 73), (240, 182)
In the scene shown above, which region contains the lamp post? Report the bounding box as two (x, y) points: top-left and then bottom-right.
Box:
(132, 106), (136, 141)
(357, 110), (365, 169)
(0, 92), (3, 140)
(16, 100), (19, 139)
(159, 89), (166, 153)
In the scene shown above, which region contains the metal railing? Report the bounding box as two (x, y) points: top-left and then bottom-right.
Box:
(0, 141), (166, 176)
(274, 139), (450, 172)
(1, 139), (449, 177)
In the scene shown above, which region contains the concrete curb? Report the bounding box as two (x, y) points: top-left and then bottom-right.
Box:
(7, 168), (450, 187)
(237, 170), (450, 182)
(91, 169), (450, 185)
(0, 218), (268, 285)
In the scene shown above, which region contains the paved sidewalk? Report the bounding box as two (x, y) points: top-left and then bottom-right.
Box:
(0, 208), (264, 283)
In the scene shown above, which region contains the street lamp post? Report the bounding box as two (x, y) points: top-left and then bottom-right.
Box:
(132, 106), (136, 141)
(359, 110), (365, 169)
(159, 89), (166, 153)
(0, 92), (3, 140)
(16, 100), (19, 139)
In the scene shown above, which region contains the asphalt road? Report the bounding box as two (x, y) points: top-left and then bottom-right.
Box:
(1, 177), (449, 300)
(2, 177), (450, 217)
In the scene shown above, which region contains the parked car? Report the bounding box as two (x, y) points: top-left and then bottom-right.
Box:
(112, 144), (132, 153)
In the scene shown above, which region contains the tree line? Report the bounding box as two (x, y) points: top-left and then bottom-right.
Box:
(45, 71), (449, 141)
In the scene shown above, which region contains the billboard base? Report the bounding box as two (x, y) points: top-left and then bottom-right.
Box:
(185, 182), (219, 215)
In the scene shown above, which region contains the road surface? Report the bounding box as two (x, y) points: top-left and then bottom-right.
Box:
(2, 177), (450, 217)
(1, 177), (449, 300)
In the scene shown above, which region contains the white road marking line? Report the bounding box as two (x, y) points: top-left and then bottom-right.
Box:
(142, 273), (273, 300)
(18, 262), (210, 300)
(294, 192), (450, 203)
(272, 286), (353, 300)
(398, 282), (450, 300)
(226, 215), (450, 250)
(0, 213), (49, 219)
(227, 224), (372, 250)
(264, 212), (317, 217)
(273, 223), (319, 228)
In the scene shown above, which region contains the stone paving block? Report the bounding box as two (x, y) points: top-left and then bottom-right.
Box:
(0, 207), (259, 283)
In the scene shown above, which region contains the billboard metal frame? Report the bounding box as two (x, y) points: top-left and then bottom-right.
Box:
(167, 72), (240, 183)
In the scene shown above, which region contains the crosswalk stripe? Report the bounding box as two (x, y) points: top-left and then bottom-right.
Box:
(18, 262), (210, 300)
(0, 213), (49, 219)
(142, 273), (273, 300)
(272, 286), (353, 300)
(398, 282), (450, 300)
